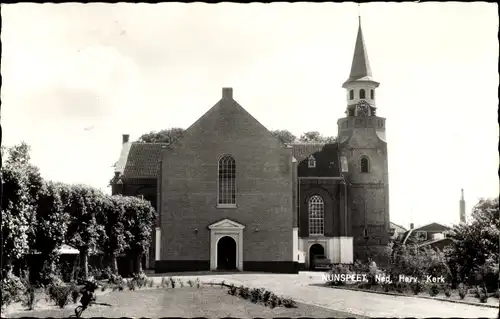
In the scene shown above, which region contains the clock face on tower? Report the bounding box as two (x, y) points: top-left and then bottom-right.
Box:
(356, 100), (370, 116)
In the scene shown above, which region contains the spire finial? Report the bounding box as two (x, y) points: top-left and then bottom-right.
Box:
(358, 3), (361, 24)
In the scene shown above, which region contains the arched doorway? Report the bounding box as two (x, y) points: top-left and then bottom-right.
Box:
(309, 244), (325, 270)
(217, 236), (237, 270)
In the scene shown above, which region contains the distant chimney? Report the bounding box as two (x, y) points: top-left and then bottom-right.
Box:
(122, 134), (130, 144)
(222, 87), (233, 99)
(410, 223), (414, 230)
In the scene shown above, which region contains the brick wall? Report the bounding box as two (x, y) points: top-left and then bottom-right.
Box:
(338, 116), (390, 263)
(299, 182), (344, 237)
(160, 93), (294, 266)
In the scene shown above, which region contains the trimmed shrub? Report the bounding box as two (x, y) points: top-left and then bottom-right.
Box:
(250, 288), (262, 303)
(1, 273), (26, 308)
(281, 297), (297, 308)
(108, 273), (124, 286)
(395, 282), (407, 294)
(169, 277), (175, 288)
(444, 285), (452, 297)
(411, 281), (424, 295)
(71, 287), (80, 304)
(126, 279), (136, 291)
(475, 285), (489, 303)
(228, 284), (238, 296)
(132, 272), (148, 288)
(262, 289), (271, 302)
(160, 277), (167, 288)
(266, 293), (279, 309)
(378, 281), (392, 292)
(353, 260), (369, 273)
(47, 283), (76, 308)
(429, 284), (439, 297)
(238, 286), (250, 299)
(458, 283), (467, 299)
(326, 264), (353, 286)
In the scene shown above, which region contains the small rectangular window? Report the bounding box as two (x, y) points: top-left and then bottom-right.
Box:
(349, 90), (354, 100)
(308, 156), (316, 168)
(416, 231), (427, 241)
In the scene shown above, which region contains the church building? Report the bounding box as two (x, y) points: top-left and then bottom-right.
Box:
(111, 18), (390, 273)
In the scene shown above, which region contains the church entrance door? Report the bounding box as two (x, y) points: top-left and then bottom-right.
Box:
(309, 243), (325, 270)
(217, 236), (237, 270)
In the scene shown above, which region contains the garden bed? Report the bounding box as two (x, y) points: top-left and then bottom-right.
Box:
(320, 283), (499, 308)
(4, 286), (364, 318)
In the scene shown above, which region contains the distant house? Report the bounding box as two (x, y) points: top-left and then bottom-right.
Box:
(389, 222), (407, 241)
(401, 222), (453, 251)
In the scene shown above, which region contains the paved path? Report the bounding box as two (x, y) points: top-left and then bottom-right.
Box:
(152, 272), (498, 318)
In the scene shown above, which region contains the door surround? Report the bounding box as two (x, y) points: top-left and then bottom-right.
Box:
(209, 218), (245, 271)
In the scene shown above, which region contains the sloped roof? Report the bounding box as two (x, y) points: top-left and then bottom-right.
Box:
(390, 222), (407, 232)
(114, 142), (132, 174)
(416, 222), (451, 232)
(288, 143), (327, 162)
(342, 18), (378, 87)
(117, 142), (169, 180)
(289, 143), (341, 177)
(401, 222), (451, 245)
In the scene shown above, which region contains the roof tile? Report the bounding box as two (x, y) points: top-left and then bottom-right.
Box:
(121, 143), (169, 180)
(288, 143), (327, 162)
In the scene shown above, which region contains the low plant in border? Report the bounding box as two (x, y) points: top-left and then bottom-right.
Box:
(429, 283), (440, 297)
(21, 279), (37, 310)
(168, 277), (176, 288)
(47, 282), (77, 308)
(458, 283), (467, 300)
(444, 285), (452, 297)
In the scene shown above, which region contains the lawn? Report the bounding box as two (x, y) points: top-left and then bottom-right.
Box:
(6, 286), (365, 318)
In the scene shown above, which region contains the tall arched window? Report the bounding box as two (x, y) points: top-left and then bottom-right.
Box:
(218, 155), (236, 206)
(359, 89), (366, 99)
(349, 90), (354, 100)
(370, 89), (374, 100)
(360, 156), (369, 173)
(308, 195), (324, 236)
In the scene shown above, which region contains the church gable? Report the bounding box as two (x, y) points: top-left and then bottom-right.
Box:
(159, 88), (294, 264)
(166, 87), (285, 155)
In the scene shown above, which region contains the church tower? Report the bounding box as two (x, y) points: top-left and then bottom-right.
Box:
(459, 189), (466, 223)
(337, 15), (390, 262)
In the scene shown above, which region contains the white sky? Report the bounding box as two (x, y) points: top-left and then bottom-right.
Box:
(2, 3), (498, 229)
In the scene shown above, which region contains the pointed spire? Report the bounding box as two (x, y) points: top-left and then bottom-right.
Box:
(460, 188), (464, 200)
(343, 11), (378, 88)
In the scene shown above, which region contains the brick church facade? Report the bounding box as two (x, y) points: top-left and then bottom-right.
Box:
(111, 19), (390, 273)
